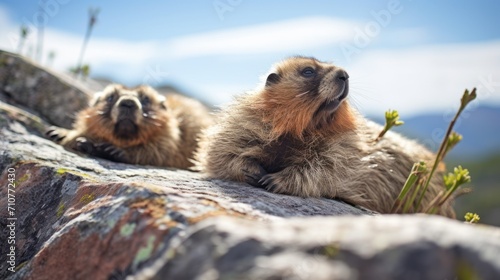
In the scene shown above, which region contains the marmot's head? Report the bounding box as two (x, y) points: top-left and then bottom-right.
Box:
(81, 84), (173, 147)
(255, 56), (356, 139)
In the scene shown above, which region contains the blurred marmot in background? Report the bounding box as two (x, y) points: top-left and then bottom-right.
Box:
(195, 56), (454, 217)
(47, 84), (212, 169)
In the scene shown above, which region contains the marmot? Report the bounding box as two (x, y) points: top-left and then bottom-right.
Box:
(195, 56), (454, 217)
(47, 84), (212, 169)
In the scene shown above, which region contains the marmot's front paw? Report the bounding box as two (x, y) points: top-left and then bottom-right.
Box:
(45, 126), (68, 143)
(75, 138), (127, 163)
(242, 160), (268, 188)
(256, 169), (319, 197)
(94, 143), (127, 163)
(75, 137), (96, 154)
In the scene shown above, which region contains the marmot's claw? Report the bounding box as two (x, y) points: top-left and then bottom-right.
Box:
(242, 161), (268, 188)
(46, 126), (66, 143)
(95, 143), (127, 162)
(75, 139), (126, 163)
(266, 184), (277, 193)
(258, 174), (278, 192)
(242, 169), (261, 187)
(243, 170), (261, 187)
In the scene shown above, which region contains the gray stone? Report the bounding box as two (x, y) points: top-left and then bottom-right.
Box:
(0, 50), (91, 128)
(146, 215), (500, 280)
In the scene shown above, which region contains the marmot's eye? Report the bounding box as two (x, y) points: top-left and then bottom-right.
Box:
(301, 67), (315, 77)
(140, 95), (150, 106)
(106, 94), (115, 103)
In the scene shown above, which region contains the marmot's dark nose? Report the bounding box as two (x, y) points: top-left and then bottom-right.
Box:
(337, 70), (349, 82)
(119, 99), (138, 109)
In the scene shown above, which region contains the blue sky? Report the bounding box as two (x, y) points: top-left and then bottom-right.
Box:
(1, 0), (499, 116)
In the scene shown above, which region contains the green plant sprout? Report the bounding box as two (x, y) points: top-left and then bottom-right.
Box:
(81, 64), (90, 79)
(415, 88), (476, 211)
(444, 132), (463, 159)
(464, 212), (480, 224)
(424, 166), (471, 214)
(391, 161), (427, 213)
(47, 51), (56, 67)
(17, 25), (30, 54)
(391, 88), (477, 214)
(69, 64), (90, 79)
(376, 109), (404, 141)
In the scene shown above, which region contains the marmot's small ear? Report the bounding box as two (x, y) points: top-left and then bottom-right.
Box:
(89, 91), (103, 107)
(160, 101), (167, 110)
(158, 95), (167, 110)
(265, 73), (280, 87)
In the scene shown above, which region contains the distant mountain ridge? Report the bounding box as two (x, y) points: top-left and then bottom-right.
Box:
(368, 105), (500, 160)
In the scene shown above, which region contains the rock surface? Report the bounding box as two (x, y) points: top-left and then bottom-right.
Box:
(150, 216), (500, 280)
(1, 52), (500, 280)
(0, 50), (91, 128)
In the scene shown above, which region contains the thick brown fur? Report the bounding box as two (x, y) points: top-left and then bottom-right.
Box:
(47, 84), (212, 169)
(195, 56), (455, 218)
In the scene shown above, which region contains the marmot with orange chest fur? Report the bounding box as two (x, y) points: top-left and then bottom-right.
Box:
(47, 84), (212, 169)
(195, 56), (455, 217)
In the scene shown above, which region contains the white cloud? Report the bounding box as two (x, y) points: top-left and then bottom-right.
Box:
(166, 17), (357, 58)
(0, 26), (158, 85)
(383, 27), (429, 45)
(191, 82), (256, 105)
(348, 41), (500, 116)
(0, 12), (357, 75)
(0, 7), (19, 51)
(43, 29), (158, 72)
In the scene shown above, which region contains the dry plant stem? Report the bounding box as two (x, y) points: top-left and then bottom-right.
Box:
(376, 128), (388, 142)
(17, 26), (29, 54)
(76, 8), (99, 79)
(424, 191), (445, 214)
(427, 166), (471, 214)
(416, 88), (477, 210)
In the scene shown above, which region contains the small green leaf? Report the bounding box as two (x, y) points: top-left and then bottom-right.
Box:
(460, 88), (477, 109)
